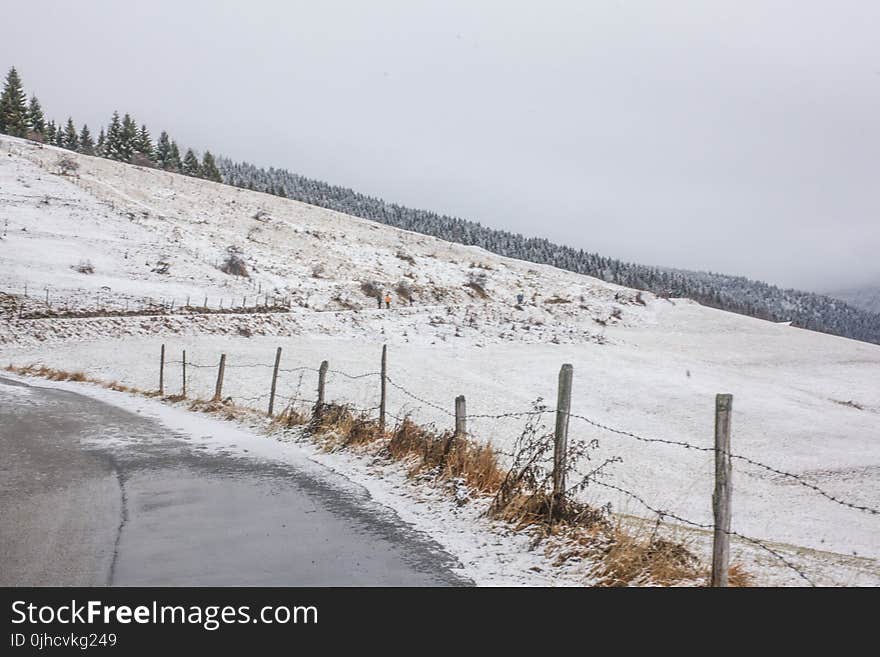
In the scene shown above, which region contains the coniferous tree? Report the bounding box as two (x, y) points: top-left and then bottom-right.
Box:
(181, 148), (201, 176)
(155, 131), (172, 168)
(44, 119), (57, 144)
(135, 123), (153, 160)
(201, 150), (222, 182)
(62, 117), (79, 151)
(105, 111), (123, 160)
(0, 67), (29, 137)
(169, 141), (182, 172)
(95, 127), (106, 156)
(27, 95), (45, 138)
(119, 113), (137, 161)
(78, 124), (95, 155)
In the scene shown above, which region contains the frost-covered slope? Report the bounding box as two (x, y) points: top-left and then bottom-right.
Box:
(1, 135), (878, 586)
(0, 135), (647, 346)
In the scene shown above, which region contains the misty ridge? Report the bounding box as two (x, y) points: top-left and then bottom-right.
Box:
(1, 65), (878, 346)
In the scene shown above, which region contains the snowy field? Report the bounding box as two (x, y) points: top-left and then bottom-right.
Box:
(1, 135), (878, 585)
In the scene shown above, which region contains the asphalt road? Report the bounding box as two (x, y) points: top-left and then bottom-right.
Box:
(0, 376), (470, 586)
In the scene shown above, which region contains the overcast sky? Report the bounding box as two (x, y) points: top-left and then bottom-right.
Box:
(3, 1), (878, 292)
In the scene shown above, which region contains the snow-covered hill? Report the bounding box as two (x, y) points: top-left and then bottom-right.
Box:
(0, 135), (648, 347)
(829, 285), (880, 315)
(1, 135), (878, 586)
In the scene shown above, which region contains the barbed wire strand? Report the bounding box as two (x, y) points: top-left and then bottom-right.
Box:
(589, 478), (815, 586)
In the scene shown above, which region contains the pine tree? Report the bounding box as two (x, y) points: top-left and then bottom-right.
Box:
(62, 117), (79, 151)
(27, 95), (45, 138)
(45, 120), (57, 144)
(0, 67), (29, 137)
(169, 141), (182, 172)
(79, 124), (95, 155)
(105, 111), (123, 160)
(155, 131), (172, 168)
(119, 113), (137, 162)
(182, 148), (201, 176)
(135, 123), (153, 160)
(201, 150), (222, 182)
(96, 127), (106, 156)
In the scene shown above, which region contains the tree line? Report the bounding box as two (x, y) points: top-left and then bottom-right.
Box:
(0, 67), (221, 182)
(3, 66), (878, 345)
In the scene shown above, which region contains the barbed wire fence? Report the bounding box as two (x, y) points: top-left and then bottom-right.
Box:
(150, 342), (877, 587)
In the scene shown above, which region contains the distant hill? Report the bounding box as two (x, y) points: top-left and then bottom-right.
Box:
(827, 286), (880, 315)
(218, 157), (880, 346)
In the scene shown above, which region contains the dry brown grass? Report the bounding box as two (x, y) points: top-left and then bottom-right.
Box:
(307, 403), (382, 450)
(8, 364), (92, 383)
(5, 364), (146, 394)
(270, 405), (310, 429)
(187, 398), (262, 421)
(387, 418), (505, 493)
(491, 490), (609, 530)
(592, 526), (702, 586)
(581, 519), (752, 587)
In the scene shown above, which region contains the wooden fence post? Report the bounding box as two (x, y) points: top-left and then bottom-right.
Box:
(379, 344), (387, 432)
(455, 395), (466, 437)
(213, 354), (227, 401)
(711, 393), (733, 587)
(268, 347), (282, 417)
(552, 364), (574, 511)
(159, 344), (165, 395)
(203, 296), (208, 311)
(182, 350), (187, 398)
(316, 360), (329, 418)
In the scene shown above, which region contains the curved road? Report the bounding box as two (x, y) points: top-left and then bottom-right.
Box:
(0, 376), (469, 586)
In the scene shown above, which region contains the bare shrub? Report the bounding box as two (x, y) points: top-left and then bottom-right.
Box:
(219, 247), (249, 277)
(395, 279), (413, 301)
(311, 263), (326, 278)
(331, 294), (358, 310)
(465, 270), (489, 299)
(360, 279), (382, 298)
(56, 155), (79, 176)
(489, 402), (616, 527)
(72, 260), (94, 274)
(395, 250), (415, 265)
(131, 152), (154, 168)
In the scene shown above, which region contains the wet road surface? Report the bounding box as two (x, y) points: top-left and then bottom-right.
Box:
(0, 376), (470, 586)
